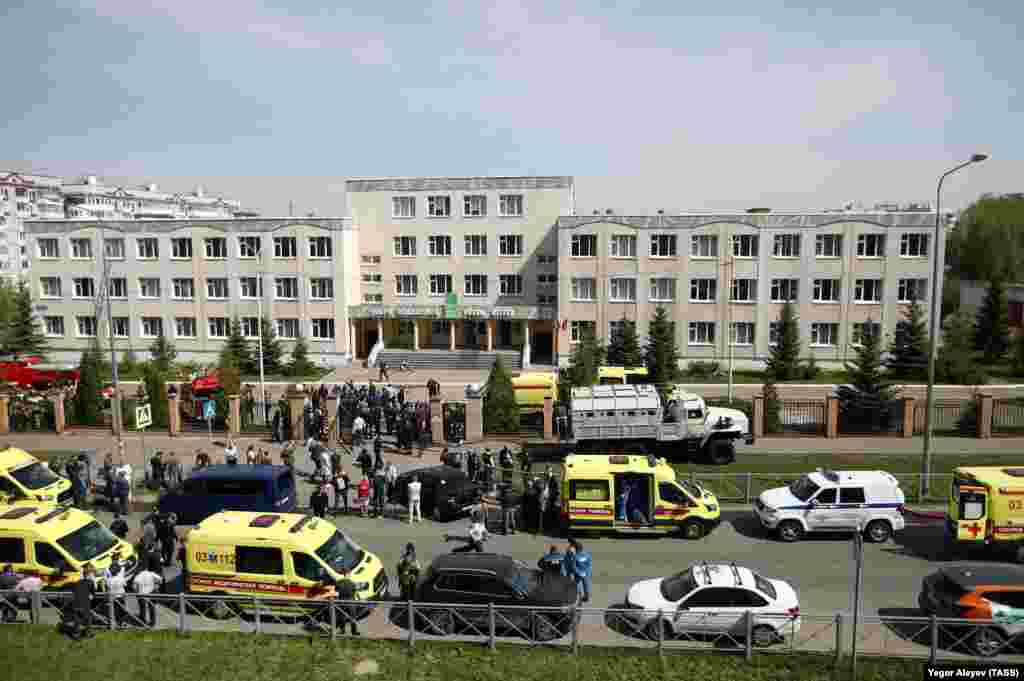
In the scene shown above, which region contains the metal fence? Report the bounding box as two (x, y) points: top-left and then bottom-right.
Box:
(680, 472), (953, 504)
(773, 400), (826, 436)
(3, 590), (1023, 665)
(993, 399), (1024, 436)
(837, 400), (904, 436)
(914, 402), (975, 436)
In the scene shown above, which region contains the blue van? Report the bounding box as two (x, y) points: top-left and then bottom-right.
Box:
(158, 464), (297, 525)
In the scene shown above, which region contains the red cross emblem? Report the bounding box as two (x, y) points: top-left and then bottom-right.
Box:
(966, 522), (982, 538)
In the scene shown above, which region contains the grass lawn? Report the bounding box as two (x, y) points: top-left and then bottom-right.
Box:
(0, 627), (925, 681)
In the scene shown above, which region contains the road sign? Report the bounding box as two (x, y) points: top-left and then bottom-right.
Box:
(203, 399), (216, 421)
(135, 404), (152, 429)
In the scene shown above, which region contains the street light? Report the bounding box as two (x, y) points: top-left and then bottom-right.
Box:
(921, 153), (988, 494)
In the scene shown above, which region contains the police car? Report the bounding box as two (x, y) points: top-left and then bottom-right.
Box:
(753, 469), (905, 543)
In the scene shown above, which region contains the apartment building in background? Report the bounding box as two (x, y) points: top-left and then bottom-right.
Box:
(62, 176), (242, 220)
(0, 171), (65, 275)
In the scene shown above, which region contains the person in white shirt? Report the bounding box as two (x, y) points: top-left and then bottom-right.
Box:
(352, 415), (366, 445)
(105, 564), (129, 627)
(407, 476), (422, 523)
(445, 512), (488, 552)
(224, 439), (239, 465)
(132, 568), (164, 627)
(246, 445), (257, 465)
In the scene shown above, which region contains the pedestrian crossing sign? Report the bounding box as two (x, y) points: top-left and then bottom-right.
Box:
(135, 404), (152, 429)
(203, 399), (216, 421)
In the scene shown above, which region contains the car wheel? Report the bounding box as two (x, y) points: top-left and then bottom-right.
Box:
(682, 518), (705, 540)
(864, 519), (892, 543)
(972, 626), (1007, 657)
(426, 609), (454, 636)
(645, 617), (673, 641)
(707, 440), (735, 466)
(751, 624), (778, 647)
(777, 520), (804, 543)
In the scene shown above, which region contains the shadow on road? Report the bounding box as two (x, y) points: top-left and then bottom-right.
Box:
(728, 512), (867, 543)
(885, 525), (958, 562)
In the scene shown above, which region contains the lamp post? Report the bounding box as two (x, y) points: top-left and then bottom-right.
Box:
(97, 222), (122, 443)
(255, 253), (267, 424)
(921, 153), (988, 494)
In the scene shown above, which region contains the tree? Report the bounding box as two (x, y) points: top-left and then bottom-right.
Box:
(836, 319), (898, 410)
(606, 317), (642, 368)
(938, 311), (987, 385)
(886, 298), (928, 381)
(565, 325), (605, 389)
(149, 331), (177, 376)
(220, 318), (255, 374)
(141, 363), (169, 429)
(289, 336), (316, 377)
(483, 355), (519, 432)
(947, 194), (1024, 284)
(975, 278), (1010, 363)
(1013, 332), (1024, 375)
(644, 306), (681, 389)
(0, 279), (16, 351)
(73, 339), (104, 426)
(762, 379), (782, 434)
(7, 280), (47, 358)
(120, 349), (139, 377)
(257, 319), (284, 374)
(765, 301), (800, 380)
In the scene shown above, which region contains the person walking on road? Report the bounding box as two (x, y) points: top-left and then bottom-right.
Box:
(357, 475), (371, 516)
(334, 470), (350, 514)
(566, 539), (592, 603)
(311, 483), (330, 518)
(445, 513), (488, 553)
(372, 467), (388, 517)
(156, 513), (178, 568)
(407, 476), (422, 523)
(396, 543), (420, 601)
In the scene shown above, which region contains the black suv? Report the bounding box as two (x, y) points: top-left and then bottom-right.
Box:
(389, 466), (482, 522)
(406, 553), (579, 641)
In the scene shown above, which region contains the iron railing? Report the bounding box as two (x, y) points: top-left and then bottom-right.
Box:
(913, 402), (974, 436)
(993, 399), (1024, 436)
(774, 400), (827, 436)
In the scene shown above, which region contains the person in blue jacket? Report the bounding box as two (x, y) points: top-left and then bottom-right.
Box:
(567, 539), (592, 603)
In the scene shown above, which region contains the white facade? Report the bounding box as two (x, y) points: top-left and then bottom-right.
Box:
(0, 172), (65, 276)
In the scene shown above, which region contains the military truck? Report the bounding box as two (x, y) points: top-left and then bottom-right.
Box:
(564, 384), (753, 464)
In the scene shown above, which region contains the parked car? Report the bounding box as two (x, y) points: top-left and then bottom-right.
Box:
(918, 563), (1024, 657)
(158, 465), (297, 526)
(389, 465), (482, 522)
(409, 553), (578, 640)
(623, 562), (800, 646)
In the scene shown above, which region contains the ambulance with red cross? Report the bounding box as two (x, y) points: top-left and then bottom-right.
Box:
(948, 466), (1024, 562)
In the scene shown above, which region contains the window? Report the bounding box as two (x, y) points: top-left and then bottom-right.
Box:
(570, 320), (596, 343)
(816, 234), (842, 257)
(854, 278), (883, 303)
(292, 552), (328, 583)
(429, 274), (452, 296)
(732, 234), (759, 258)
(204, 237), (227, 259)
(571, 234), (597, 257)
(652, 234), (680, 257)
(241, 317), (260, 338)
(111, 317), (129, 338)
(464, 274), (487, 297)
(308, 236), (332, 258)
(76, 316), (97, 337)
(428, 235), (452, 256)
(230, 236), (258, 260)
(37, 238), (59, 259)
(812, 279), (840, 303)
(139, 278), (161, 299)
(463, 194), (486, 217)
(731, 278), (757, 302)
(811, 322), (838, 346)
(690, 235), (716, 258)
(72, 277), (95, 299)
(133, 237), (157, 260)
(392, 196), (415, 218)
(361, 255), (381, 265)
(44, 316), (64, 337)
(395, 275), (418, 297)
(427, 195), (451, 217)
(538, 274), (557, 287)
(770, 278), (799, 302)
(0, 537), (25, 564)
(236, 546), (284, 576)
(814, 488), (837, 504)
(35, 542), (63, 569)
(572, 278), (596, 301)
(276, 318), (299, 339)
(649, 278), (676, 302)
(175, 317), (196, 338)
(900, 233), (929, 257)
(361, 273), (383, 284)
(731, 322), (755, 345)
(773, 234), (801, 257)
(856, 234), (885, 257)
(689, 278), (717, 302)
(682, 587), (739, 608)
(311, 318), (335, 339)
(206, 278), (229, 300)
(393, 236), (417, 257)
(610, 235), (637, 258)
(104, 238), (125, 259)
(208, 317), (228, 338)
(239, 277), (263, 299)
(898, 278), (928, 303)
(499, 274), (523, 297)
(167, 278), (192, 300)
(71, 238), (93, 259)
(499, 194), (524, 217)
(40, 277), (61, 298)
(609, 277), (636, 302)
(732, 590), (770, 608)
(498, 234), (523, 256)
(571, 480), (611, 502)
(464, 235), (487, 256)
(839, 487), (866, 504)
(851, 322), (881, 346)
(171, 238), (192, 259)
(273, 236), (297, 258)
(689, 321), (715, 345)
(363, 293), (383, 303)
(310, 278), (334, 300)
(274, 277), (298, 300)
(537, 254), (556, 264)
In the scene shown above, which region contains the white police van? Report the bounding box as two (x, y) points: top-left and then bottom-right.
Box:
(753, 469), (905, 543)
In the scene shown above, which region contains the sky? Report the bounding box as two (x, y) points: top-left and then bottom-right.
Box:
(2, 0), (1022, 216)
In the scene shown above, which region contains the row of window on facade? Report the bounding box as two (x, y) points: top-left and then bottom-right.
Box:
(569, 233), (930, 259)
(35, 235), (334, 261)
(386, 273), (556, 301)
(568, 276), (928, 304)
(390, 194), (525, 219)
(43, 315), (336, 341)
(571, 320), (882, 348)
(41, 275), (337, 301)
(390, 234), (532, 258)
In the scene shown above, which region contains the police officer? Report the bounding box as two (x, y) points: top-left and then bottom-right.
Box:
(396, 543), (420, 601)
(334, 570), (360, 636)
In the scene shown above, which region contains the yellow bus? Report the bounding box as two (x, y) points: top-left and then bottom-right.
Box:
(597, 366), (649, 385)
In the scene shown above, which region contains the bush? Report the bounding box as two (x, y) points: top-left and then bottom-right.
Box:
(957, 399), (980, 436)
(800, 355), (820, 380)
(685, 361), (721, 379)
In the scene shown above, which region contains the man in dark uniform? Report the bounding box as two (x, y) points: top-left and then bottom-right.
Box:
(334, 571), (360, 636)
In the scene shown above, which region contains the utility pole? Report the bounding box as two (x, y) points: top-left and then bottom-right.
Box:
(96, 224), (122, 442)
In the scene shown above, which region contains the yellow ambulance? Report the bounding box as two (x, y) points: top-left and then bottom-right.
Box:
(597, 366), (649, 385)
(948, 466), (1024, 560)
(560, 454), (721, 539)
(0, 505), (136, 588)
(512, 372), (558, 413)
(184, 511), (388, 617)
(0, 447), (72, 506)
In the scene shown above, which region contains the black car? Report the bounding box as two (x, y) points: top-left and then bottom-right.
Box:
(410, 553), (579, 641)
(389, 466), (482, 522)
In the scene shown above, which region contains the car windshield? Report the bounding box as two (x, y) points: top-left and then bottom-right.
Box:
(753, 573), (777, 600)
(660, 569), (698, 602)
(9, 461), (61, 490)
(679, 480), (703, 498)
(57, 520), (119, 562)
(789, 475), (820, 502)
(315, 530), (365, 574)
